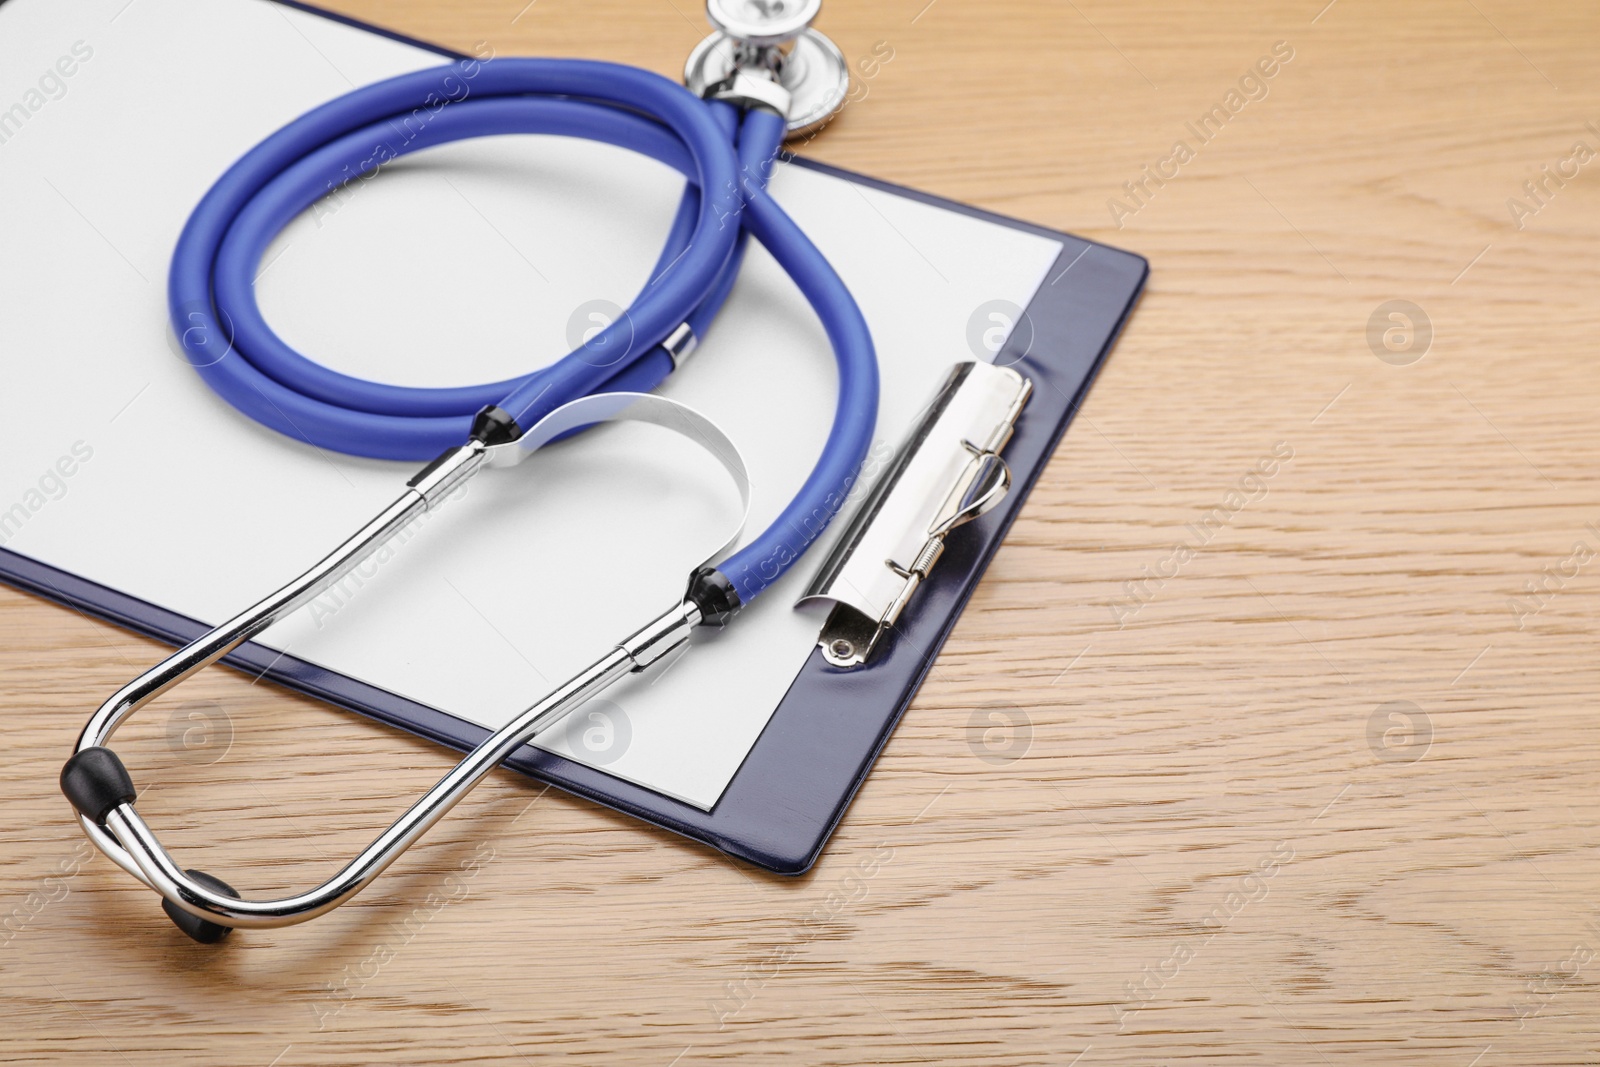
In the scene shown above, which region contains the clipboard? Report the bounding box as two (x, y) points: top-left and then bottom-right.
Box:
(0, 0), (1147, 874)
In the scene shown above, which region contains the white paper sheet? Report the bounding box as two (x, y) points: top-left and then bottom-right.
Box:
(0, 0), (1062, 808)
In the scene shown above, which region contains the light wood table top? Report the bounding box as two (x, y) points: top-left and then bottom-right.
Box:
(5, 1), (1599, 1063)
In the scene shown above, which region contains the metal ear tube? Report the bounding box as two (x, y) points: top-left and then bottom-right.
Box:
(62, 394), (752, 938)
(73, 598), (699, 936)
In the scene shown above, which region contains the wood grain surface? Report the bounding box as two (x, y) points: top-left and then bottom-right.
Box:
(4, 0), (1599, 1063)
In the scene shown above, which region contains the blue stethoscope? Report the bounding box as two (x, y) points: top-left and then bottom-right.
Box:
(62, 2), (875, 940)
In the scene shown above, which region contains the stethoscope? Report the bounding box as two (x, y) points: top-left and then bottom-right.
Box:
(60, 0), (876, 942)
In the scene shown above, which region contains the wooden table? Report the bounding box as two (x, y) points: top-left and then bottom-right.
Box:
(5, 1), (1598, 1063)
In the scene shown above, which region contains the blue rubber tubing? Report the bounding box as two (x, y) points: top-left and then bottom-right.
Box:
(169, 57), (878, 604)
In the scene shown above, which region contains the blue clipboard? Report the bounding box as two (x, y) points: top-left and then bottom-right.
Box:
(0, 0), (1147, 875)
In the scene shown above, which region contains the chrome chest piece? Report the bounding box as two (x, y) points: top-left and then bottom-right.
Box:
(685, 0), (850, 138)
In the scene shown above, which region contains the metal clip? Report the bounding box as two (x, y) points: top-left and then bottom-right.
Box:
(798, 361), (1032, 668)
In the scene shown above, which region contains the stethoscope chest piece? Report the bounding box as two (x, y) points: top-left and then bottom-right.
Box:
(686, 0), (849, 138)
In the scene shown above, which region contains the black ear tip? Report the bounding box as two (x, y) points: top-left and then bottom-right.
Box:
(162, 869), (241, 944)
(61, 747), (136, 825)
